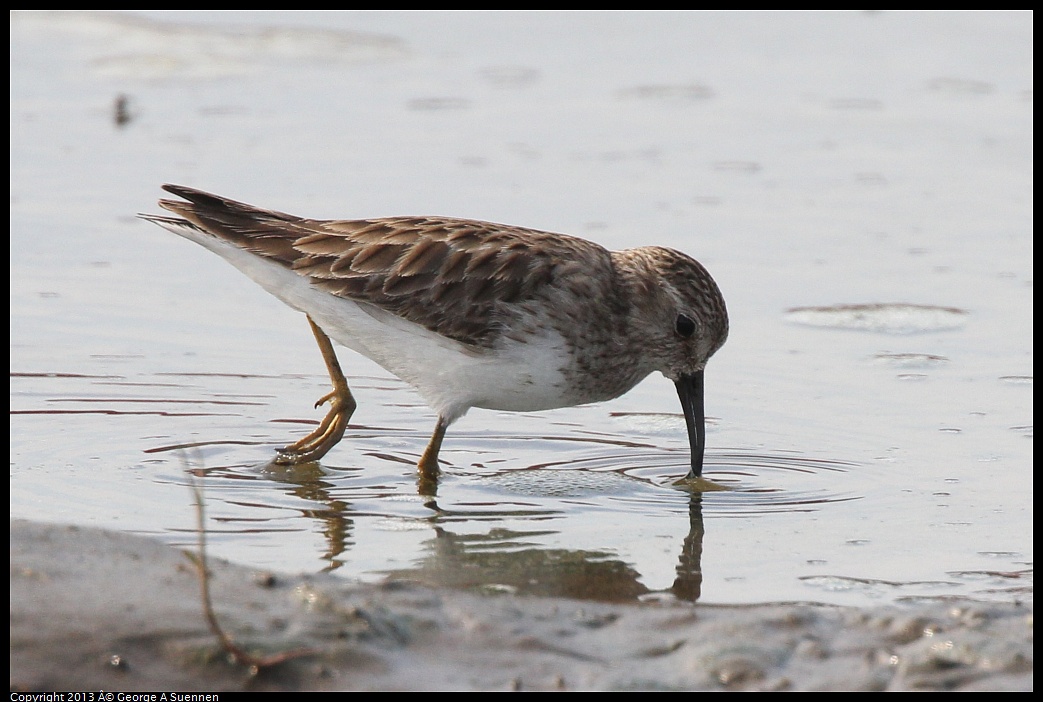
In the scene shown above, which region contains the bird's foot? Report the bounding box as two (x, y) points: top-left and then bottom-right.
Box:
(274, 389), (356, 465)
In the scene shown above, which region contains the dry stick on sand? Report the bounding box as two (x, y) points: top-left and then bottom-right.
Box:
(186, 468), (316, 671)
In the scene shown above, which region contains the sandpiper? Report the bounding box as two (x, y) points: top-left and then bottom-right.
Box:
(141, 185), (728, 480)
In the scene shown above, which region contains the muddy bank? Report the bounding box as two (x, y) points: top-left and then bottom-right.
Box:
(10, 520), (1031, 691)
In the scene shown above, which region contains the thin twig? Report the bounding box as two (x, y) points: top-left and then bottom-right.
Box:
(185, 466), (316, 671)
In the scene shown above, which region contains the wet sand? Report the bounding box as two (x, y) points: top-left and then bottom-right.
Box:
(10, 520), (1031, 691)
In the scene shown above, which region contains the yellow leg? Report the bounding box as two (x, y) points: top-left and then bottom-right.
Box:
(417, 416), (448, 478)
(275, 316), (356, 465)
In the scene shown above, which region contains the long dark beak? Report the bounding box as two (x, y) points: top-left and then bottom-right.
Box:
(675, 371), (706, 478)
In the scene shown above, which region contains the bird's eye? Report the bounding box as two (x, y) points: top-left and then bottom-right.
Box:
(675, 313), (696, 338)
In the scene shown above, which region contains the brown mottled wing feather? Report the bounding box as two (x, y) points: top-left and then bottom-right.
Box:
(157, 185), (610, 347)
(157, 185), (311, 266)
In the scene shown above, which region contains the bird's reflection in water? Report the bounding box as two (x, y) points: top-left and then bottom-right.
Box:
(187, 446), (861, 604)
(671, 495), (704, 602)
(262, 459), (354, 573)
(256, 456), (709, 602)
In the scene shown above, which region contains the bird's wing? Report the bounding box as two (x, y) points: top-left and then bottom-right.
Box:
(154, 184), (611, 348)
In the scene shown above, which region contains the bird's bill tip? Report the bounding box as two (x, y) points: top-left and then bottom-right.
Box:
(674, 371), (706, 478)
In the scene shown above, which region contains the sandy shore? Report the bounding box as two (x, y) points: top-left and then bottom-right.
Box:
(10, 520), (1031, 691)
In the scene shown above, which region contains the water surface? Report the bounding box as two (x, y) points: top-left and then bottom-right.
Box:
(10, 10), (1032, 608)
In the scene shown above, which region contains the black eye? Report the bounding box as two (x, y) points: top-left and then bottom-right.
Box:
(675, 313), (696, 338)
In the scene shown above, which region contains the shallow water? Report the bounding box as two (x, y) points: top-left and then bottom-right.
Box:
(10, 11), (1032, 608)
